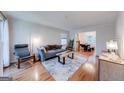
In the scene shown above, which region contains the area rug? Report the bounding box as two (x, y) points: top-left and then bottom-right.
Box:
(42, 57), (87, 81)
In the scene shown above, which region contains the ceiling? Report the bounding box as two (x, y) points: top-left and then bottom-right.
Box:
(4, 11), (118, 31)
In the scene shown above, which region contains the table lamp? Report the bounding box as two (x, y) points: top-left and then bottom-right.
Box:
(106, 40), (118, 53)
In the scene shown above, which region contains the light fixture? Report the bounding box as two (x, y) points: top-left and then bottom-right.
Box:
(33, 38), (40, 45)
(106, 40), (118, 53)
(31, 37), (40, 53)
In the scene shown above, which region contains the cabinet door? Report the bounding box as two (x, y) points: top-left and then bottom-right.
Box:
(99, 60), (124, 81)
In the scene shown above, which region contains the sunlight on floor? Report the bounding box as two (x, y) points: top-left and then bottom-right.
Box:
(83, 63), (96, 74)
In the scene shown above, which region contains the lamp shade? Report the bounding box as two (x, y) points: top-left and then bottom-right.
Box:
(32, 37), (40, 47)
(106, 40), (118, 50)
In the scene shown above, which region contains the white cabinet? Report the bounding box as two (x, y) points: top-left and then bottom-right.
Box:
(98, 56), (124, 81)
(99, 60), (124, 80)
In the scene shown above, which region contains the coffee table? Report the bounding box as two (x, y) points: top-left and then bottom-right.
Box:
(56, 50), (74, 64)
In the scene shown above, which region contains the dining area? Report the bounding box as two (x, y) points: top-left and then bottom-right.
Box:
(80, 43), (95, 52)
(75, 31), (96, 55)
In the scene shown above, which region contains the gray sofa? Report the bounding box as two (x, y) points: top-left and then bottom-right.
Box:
(38, 45), (66, 62)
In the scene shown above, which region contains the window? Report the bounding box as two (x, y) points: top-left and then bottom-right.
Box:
(61, 38), (67, 45)
(60, 33), (68, 45)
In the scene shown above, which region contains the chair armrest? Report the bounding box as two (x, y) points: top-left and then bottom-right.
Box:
(13, 52), (19, 59)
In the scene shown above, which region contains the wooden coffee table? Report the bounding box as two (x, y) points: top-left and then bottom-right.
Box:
(56, 50), (74, 64)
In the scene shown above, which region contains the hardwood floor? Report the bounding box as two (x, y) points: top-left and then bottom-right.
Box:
(13, 62), (55, 81)
(5, 52), (98, 81)
(69, 62), (97, 81)
(77, 50), (95, 58)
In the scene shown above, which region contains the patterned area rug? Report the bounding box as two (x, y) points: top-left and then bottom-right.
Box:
(42, 56), (87, 81)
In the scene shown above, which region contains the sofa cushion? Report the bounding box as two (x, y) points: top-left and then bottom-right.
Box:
(54, 49), (65, 54)
(43, 45), (49, 51)
(46, 50), (57, 59)
(45, 49), (65, 59)
(48, 45), (62, 50)
(56, 45), (62, 49)
(48, 45), (57, 50)
(40, 47), (47, 53)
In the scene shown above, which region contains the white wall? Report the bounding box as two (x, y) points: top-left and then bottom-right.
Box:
(8, 17), (69, 62)
(70, 23), (115, 55)
(115, 12), (124, 59)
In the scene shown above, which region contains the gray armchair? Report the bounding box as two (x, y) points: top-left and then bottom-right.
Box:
(14, 44), (35, 69)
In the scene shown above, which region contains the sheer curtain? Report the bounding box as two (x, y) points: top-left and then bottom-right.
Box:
(1, 20), (10, 67)
(0, 21), (3, 76)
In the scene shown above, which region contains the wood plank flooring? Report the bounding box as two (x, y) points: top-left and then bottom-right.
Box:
(69, 62), (98, 81)
(5, 52), (98, 81)
(13, 62), (55, 81)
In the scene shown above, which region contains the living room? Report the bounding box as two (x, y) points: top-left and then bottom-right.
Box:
(0, 11), (124, 81)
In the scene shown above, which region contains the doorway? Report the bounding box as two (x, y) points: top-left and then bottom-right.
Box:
(76, 31), (96, 57)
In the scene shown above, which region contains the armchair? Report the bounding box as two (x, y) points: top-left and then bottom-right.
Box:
(14, 44), (35, 69)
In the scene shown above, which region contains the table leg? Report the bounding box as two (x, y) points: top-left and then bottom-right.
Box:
(72, 53), (74, 59)
(58, 56), (60, 62)
(63, 57), (65, 64)
(58, 56), (65, 65)
(68, 53), (74, 59)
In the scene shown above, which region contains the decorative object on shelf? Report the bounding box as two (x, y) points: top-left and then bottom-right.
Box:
(100, 52), (120, 62)
(106, 40), (118, 54)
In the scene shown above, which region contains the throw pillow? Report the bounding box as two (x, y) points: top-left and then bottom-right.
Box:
(37, 48), (46, 62)
(48, 45), (56, 50)
(40, 47), (47, 53)
(56, 45), (62, 49)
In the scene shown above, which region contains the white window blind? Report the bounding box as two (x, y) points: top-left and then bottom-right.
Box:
(61, 38), (67, 45)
